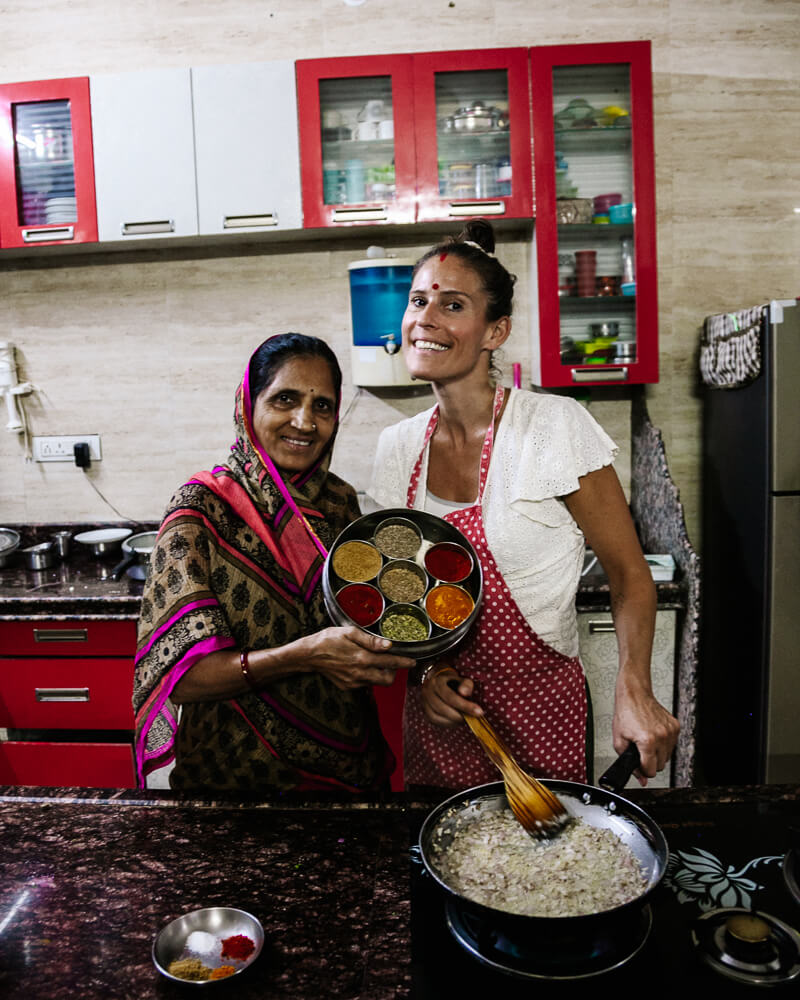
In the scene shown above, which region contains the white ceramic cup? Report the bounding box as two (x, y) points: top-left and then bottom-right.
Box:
(356, 121), (380, 141)
(378, 119), (394, 140)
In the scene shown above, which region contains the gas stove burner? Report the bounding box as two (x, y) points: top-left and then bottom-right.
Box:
(444, 902), (652, 980)
(691, 908), (800, 986)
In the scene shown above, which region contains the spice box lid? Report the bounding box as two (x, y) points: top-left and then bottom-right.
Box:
(152, 906), (264, 985)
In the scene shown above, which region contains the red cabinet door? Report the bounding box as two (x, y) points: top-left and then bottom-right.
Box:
(296, 54), (417, 228)
(412, 48), (533, 224)
(0, 77), (98, 248)
(531, 41), (658, 387)
(0, 741), (135, 788)
(0, 619), (136, 656)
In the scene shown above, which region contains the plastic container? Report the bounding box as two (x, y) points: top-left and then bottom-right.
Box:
(621, 281), (636, 296)
(348, 259), (414, 347)
(609, 203), (633, 224)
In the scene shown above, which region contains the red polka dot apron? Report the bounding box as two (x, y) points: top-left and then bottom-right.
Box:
(404, 385), (587, 788)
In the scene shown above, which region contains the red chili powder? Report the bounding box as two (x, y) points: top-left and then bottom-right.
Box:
(220, 934), (255, 961)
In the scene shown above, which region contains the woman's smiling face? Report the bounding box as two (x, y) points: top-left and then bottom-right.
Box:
(401, 255), (509, 383)
(251, 355), (337, 474)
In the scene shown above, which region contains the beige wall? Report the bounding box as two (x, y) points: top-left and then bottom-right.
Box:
(2, 0), (799, 550)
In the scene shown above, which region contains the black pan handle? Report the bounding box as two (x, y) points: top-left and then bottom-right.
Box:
(110, 552), (135, 581)
(598, 742), (641, 792)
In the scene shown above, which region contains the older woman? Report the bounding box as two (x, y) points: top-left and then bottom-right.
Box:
(369, 220), (679, 789)
(134, 334), (414, 792)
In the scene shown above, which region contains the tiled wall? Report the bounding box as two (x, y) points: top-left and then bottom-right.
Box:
(2, 1), (799, 551)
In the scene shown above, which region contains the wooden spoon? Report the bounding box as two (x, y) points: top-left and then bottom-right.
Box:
(448, 679), (569, 839)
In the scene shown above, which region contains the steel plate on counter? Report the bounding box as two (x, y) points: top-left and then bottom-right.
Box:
(152, 906), (264, 985)
(322, 507), (483, 660)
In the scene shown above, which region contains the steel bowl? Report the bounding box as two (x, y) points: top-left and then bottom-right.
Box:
(152, 906), (264, 985)
(22, 541), (56, 570)
(0, 527), (21, 568)
(323, 507), (483, 661)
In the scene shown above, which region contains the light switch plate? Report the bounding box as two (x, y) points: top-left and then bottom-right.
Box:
(33, 434), (102, 462)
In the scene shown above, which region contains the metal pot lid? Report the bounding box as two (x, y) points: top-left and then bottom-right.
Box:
(0, 528), (21, 553)
(74, 528), (133, 545)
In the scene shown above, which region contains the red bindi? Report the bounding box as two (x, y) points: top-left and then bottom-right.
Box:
(432, 282), (439, 289)
(439, 252), (448, 262)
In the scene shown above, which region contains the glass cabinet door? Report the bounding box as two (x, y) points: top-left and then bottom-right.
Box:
(532, 42), (658, 387)
(0, 78), (97, 248)
(414, 49), (532, 223)
(296, 55), (417, 228)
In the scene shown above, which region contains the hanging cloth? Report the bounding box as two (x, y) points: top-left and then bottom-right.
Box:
(700, 304), (768, 388)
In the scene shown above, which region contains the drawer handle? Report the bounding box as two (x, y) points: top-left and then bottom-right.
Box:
(572, 367), (629, 384)
(223, 213), (277, 228)
(120, 220), (175, 235)
(588, 621), (617, 634)
(34, 628), (88, 643)
(35, 687), (90, 702)
(448, 201), (505, 217)
(22, 225), (75, 242)
(331, 207), (388, 223)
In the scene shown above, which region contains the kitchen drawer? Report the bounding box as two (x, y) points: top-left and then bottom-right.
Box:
(0, 657), (134, 729)
(0, 740), (135, 788)
(0, 619), (136, 656)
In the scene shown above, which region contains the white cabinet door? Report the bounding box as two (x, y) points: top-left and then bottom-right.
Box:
(192, 61), (302, 235)
(578, 609), (676, 788)
(90, 69), (198, 241)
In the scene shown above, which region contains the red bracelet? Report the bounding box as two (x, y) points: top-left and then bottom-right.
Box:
(240, 649), (260, 693)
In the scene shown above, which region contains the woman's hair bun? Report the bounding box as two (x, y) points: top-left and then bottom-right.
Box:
(457, 218), (496, 254)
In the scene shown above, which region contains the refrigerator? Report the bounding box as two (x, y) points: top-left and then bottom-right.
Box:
(700, 298), (800, 785)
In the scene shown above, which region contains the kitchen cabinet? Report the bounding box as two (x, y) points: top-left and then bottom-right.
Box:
(0, 619), (136, 788)
(578, 608), (676, 786)
(0, 76), (97, 248)
(531, 41), (658, 386)
(90, 68), (198, 241)
(296, 48), (532, 228)
(191, 61), (302, 234)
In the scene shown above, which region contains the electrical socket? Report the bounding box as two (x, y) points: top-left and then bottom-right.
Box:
(33, 435), (102, 463)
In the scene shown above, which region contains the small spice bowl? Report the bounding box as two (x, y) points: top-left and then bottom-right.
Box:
(423, 542), (474, 584)
(378, 559), (428, 605)
(331, 539), (383, 583)
(373, 516), (422, 560)
(152, 906), (264, 985)
(379, 603), (432, 643)
(335, 582), (385, 628)
(425, 584), (475, 631)
(22, 541), (56, 570)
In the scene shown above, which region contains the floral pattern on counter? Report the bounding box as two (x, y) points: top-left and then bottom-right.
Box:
(666, 847), (783, 911)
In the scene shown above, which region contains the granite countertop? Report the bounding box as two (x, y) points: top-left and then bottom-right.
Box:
(0, 783), (798, 999)
(0, 522), (687, 619)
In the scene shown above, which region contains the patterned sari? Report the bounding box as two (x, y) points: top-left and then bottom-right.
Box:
(133, 351), (392, 792)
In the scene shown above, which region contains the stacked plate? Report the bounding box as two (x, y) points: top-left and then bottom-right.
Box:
(45, 196), (77, 223)
(322, 508), (483, 660)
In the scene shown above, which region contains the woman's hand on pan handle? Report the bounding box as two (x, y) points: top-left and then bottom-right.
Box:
(302, 626), (416, 690)
(612, 681), (680, 785)
(420, 666), (484, 728)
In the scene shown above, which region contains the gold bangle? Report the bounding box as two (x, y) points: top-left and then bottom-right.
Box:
(240, 649), (260, 693)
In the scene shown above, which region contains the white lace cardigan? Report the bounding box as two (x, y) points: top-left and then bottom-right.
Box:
(368, 388), (617, 657)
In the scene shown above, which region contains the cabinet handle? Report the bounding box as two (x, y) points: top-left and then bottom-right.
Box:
(223, 213), (278, 229)
(448, 201), (505, 217)
(331, 207), (388, 223)
(22, 226), (75, 242)
(588, 621), (617, 634)
(572, 367), (629, 383)
(35, 687), (90, 702)
(120, 220), (175, 235)
(33, 628), (88, 643)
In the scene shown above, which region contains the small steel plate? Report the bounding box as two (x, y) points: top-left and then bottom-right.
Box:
(152, 906), (264, 985)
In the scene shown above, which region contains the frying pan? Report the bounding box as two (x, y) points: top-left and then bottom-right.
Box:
(110, 531), (158, 580)
(418, 748), (668, 947)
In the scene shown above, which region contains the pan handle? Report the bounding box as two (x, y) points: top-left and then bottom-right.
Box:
(598, 742), (641, 792)
(110, 552), (135, 581)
